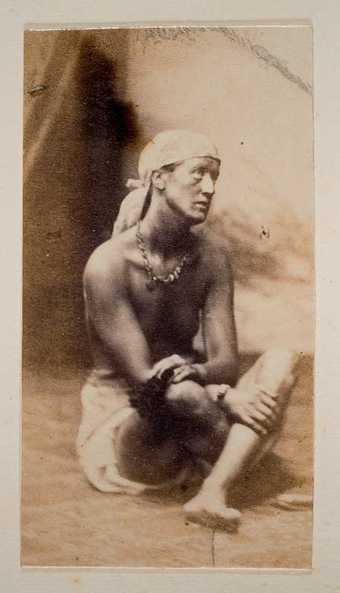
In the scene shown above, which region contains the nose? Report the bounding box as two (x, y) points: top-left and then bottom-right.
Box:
(201, 173), (215, 197)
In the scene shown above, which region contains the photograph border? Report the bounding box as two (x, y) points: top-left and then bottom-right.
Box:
(1, 0), (340, 591)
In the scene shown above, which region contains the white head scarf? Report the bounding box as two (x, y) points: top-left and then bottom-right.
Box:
(112, 129), (220, 236)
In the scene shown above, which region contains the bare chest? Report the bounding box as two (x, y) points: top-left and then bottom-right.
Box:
(127, 260), (207, 346)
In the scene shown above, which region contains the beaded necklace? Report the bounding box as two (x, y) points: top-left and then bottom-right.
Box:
(136, 221), (189, 290)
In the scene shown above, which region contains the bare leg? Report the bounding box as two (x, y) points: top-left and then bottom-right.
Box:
(116, 380), (223, 486)
(184, 349), (300, 531)
(116, 411), (188, 485)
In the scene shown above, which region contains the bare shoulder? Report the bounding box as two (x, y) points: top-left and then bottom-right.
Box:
(196, 228), (233, 281)
(83, 228), (136, 292)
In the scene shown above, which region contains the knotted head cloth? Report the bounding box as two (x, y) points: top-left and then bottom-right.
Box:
(112, 129), (220, 236)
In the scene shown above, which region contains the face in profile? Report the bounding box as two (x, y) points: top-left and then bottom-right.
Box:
(159, 157), (220, 225)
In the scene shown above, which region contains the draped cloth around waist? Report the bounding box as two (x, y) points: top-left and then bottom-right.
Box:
(76, 370), (193, 494)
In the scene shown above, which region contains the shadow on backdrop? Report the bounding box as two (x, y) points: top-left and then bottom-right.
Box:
(23, 30), (312, 374)
(23, 32), (139, 371)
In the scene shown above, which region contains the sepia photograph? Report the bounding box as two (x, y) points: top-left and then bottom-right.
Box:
(22, 24), (314, 568)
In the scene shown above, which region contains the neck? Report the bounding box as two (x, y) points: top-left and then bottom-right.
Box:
(139, 194), (193, 256)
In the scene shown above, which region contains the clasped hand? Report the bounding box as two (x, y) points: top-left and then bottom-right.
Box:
(223, 386), (279, 435)
(151, 355), (204, 384)
(150, 357), (279, 435)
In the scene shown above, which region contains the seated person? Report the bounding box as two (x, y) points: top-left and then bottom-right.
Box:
(77, 129), (300, 531)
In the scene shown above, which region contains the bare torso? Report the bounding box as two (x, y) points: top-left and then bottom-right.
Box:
(86, 226), (213, 373)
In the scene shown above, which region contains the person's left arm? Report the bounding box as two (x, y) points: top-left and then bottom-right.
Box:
(171, 244), (239, 386)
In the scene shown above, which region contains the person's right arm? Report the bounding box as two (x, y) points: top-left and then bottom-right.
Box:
(83, 245), (187, 389)
(83, 245), (154, 388)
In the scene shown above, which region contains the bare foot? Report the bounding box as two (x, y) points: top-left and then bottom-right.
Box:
(183, 493), (241, 532)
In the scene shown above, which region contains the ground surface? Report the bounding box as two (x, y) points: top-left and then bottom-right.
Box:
(21, 355), (313, 568)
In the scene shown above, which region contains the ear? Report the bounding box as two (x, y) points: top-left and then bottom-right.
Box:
(151, 170), (166, 191)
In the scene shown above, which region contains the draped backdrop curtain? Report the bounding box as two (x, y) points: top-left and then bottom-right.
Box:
(23, 28), (314, 370)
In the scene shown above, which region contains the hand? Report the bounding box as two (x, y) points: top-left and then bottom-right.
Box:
(170, 363), (206, 385)
(222, 385), (280, 435)
(151, 355), (188, 382)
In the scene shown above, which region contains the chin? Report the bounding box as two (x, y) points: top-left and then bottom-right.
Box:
(188, 212), (208, 225)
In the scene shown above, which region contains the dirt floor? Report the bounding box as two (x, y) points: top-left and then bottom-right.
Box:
(21, 355), (313, 568)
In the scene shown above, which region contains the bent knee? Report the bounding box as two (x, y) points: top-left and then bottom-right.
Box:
(262, 348), (301, 375)
(166, 380), (206, 405)
(116, 413), (185, 484)
(166, 381), (212, 418)
(255, 349), (300, 401)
